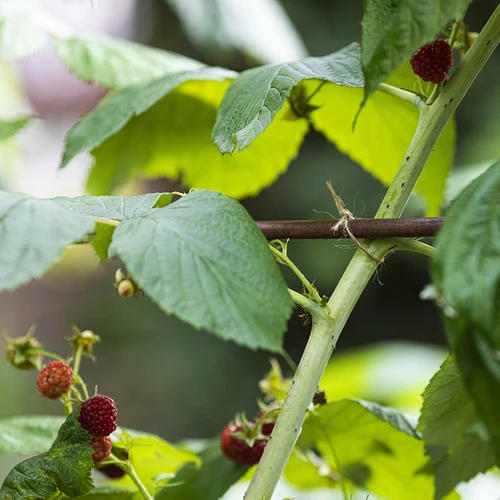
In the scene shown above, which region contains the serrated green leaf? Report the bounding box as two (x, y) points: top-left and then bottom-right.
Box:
(0, 411), (94, 499)
(155, 440), (248, 500)
(0, 415), (65, 456)
(308, 63), (455, 215)
(361, 0), (470, 101)
(60, 67), (235, 169)
(432, 160), (500, 461)
(0, 191), (96, 291)
(212, 42), (363, 154)
(0, 117), (30, 142)
(0, 18), (46, 59)
(91, 80), (307, 198)
(300, 399), (440, 500)
(418, 355), (496, 499)
(90, 223), (116, 261)
(52, 193), (173, 220)
(52, 35), (203, 89)
(109, 190), (294, 352)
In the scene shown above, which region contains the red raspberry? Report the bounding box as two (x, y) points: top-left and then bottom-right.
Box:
(261, 421), (275, 436)
(410, 39), (453, 84)
(78, 395), (118, 437)
(91, 436), (112, 464)
(220, 424), (268, 466)
(244, 439), (267, 466)
(36, 361), (74, 399)
(220, 424), (248, 462)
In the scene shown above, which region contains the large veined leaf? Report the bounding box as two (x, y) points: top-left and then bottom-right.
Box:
(212, 42), (363, 154)
(0, 415), (65, 456)
(63, 71), (308, 199)
(432, 160), (500, 461)
(300, 399), (458, 500)
(164, 0), (307, 64)
(0, 191), (95, 291)
(0, 191), (174, 291)
(308, 64), (455, 215)
(52, 35), (203, 89)
(0, 411), (94, 499)
(0, 4), (202, 88)
(109, 190), (294, 352)
(361, 0), (471, 101)
(0, 117), (30, 142)
(156, 440), (248, 500)
(61, 67), (235, 169)
(418, 355), (496, 500)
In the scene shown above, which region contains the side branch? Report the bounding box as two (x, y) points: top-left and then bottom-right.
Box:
(257, 217), (443, 240)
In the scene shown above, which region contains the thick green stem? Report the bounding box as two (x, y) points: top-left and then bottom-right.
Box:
(244, 6), (500, 499)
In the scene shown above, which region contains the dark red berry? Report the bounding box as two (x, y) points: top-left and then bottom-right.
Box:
(244, 439), (267, 466)
(97, 463), (126, 478)
(220, 424), (248, 462)
(97, 450), (128, 478)
(410, 39), (453, 84)
(91, 435), (112, 464)
(78, 395), (118, 437)
(261, 421), (275, 436)
(36, 361), (74, 399)
(220, 424), (268, 466)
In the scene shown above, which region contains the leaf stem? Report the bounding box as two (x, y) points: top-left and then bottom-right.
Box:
(244, 4), (500, 499)
(389, 238), (435, 257)
(377, 83), (425, 108)
(125, 462), (153, 500)
(270, 245), (322, 304)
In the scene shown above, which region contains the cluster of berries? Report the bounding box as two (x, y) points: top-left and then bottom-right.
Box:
(36, 360), (118, 464)
(220, 410), (276, 466)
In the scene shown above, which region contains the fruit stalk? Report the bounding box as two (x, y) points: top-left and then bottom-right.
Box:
(244, 5), (500, 499)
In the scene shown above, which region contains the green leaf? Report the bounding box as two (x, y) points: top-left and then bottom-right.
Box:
(63, 70), (307, 200)
(361, 0), (470, 101)
(0, 117), (30, 142)
(418, 355), (496, 499)
(0, 411), (94, 499)
(0, 191), (95, 292)
(212, 42), (363, 154)
(300, 399), (440, 500)
(0, 18), (46, 59)
(52, 35), (203, 89)
(0, 415), (65, 456)
(52, 193), (173, 219)
(155, 440), (248, 500)
(432, 160), (500, 461)
(60, 67), (235, 169)
(109, 190), (294, 352)
(62, 487), (139, 500)
(91, 223), (116, 261)
(308, 63), (455, 215)
(127, 436), (200, 492)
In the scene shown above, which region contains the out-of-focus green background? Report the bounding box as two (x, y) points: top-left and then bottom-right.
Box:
(0, 0), (499, 460)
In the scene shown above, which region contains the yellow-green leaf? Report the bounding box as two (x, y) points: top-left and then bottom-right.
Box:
(88, 79), (309, 198)
(308, 65), (455, 215)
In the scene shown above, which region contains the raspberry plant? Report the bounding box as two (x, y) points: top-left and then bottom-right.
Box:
(1, 1), (500, 499)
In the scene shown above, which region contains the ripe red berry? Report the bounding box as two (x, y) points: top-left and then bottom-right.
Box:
(91, 436), (112, 464)
(78, 395), (118, 437)
(220, 424), (268, 466)
(261, 421), (275, 436)
(220, 424), (248, 462)
(244, 439), (267, 466)
(410, 39), (453, 84)
(36, 360), (74, 399)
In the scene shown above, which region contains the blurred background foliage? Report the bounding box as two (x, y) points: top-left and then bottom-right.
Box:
(0, 0), (499, 496)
